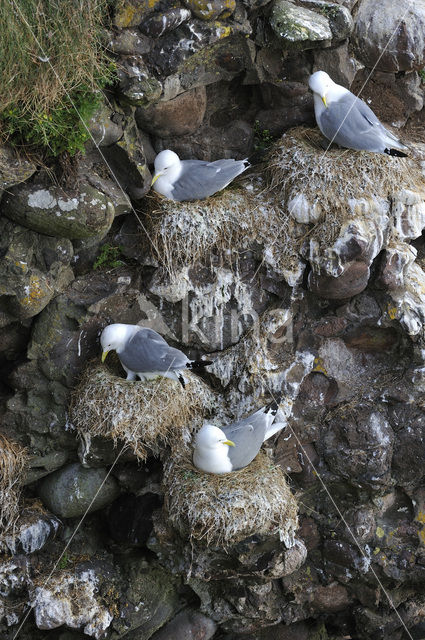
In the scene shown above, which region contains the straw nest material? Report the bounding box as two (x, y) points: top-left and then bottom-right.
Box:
(69, 363), (218, 461)
(143, 183), (301, 279)
(0, 433), (28, 534)
(267, 126), (425, 247)
(162, 449), (298, 548)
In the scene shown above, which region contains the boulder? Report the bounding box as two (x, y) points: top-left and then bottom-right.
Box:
(0, 145), (36, 196)
(38, 463), (120, 519)
(136, 86), (207, 137)
(183, 0), (236, 20)
(270, 0), (332, 50)
(353, 0), (425, 72)
(1, 183), (115, 240)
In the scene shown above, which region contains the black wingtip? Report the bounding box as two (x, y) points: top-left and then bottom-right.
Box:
(385, 148), (408, 157)
(186, 360), (213, 370)
(178, 374), (186, 389)
(265, 395), (282, 414)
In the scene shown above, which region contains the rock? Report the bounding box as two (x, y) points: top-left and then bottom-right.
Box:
(109, 29), (151, 55)
(392, 188), (425, 241)
(235, 621), (311, 640)
(101, 116), (151, 199)
(140, 7), (191, 37)
(0, 218), (74, 322)
(320, 406), (394, 491)
(1, 507), (60, 555)
(110, 558), (179, 639)
(136, 86), (207, 137)
(0, 145), (36, 195)
(313, 40), (363, 87)
(88, 104), (124, 147)
(38, 463), (120, 518)
(183, 0), (236, 20)
(387, 260), (425, 335)
(1, 183), (115, 240)
(270, 0), (332, 50)
(116, 55), (162, 106)
(0, 555), (29, 597)
(308, 260), (370, 299)
(309, 582), (351, 613)
(150, 609), (217, 640)
(353, 0), (425, 72)
(31, 566), (114, 639)
(297, 0), (353, 40)
(389, 403), (425, 490)
(113, 0), (162, 28)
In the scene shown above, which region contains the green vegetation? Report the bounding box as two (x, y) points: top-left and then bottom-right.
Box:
(0, 0), (113, 155)
(57, 552), (69, 570)
(253, 120), (274, 152)
(93, 244), (125, 270)
(419, 68), (425, 84)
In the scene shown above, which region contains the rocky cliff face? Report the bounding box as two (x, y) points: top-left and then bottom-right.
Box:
(1, 1), (425, 639)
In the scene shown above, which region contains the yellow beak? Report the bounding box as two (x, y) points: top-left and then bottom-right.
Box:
(151, 172), (161, 186)
(224, 439), (235, 447)
(101, 350), (109, 363)
(322, 95), (327, 108)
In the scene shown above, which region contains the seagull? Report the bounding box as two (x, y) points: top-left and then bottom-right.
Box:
(150, 149), (250, 201)
(308, 70), (408, 156)
(192, 400), (285, 474)
(100, 323), (212, 388)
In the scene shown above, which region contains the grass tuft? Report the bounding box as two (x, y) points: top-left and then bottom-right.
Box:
(0, 0), (113, 155)
(0, 433), (28, 534)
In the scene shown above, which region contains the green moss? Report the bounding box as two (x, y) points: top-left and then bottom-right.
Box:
(253, 120), (274, 152)
(93, 244), (125, 270)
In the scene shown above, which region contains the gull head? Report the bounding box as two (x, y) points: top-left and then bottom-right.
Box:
(100, 323), (134, 362)
(308, 70), (334, 107)
(151, 149), (180, 186)
(194, 424), (235, 451)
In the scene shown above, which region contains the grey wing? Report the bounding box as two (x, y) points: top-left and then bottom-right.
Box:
(171, 159), (248, 202)
(320, 93), (391, 151)
(223, 411), (268, 470)
(119, 328), (188, 373)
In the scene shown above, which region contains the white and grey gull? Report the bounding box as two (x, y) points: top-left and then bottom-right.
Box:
(193, 399), (285, 474)
(151, 149), (250, 201)
(100, 323), (212, 388)
(308, 70), (408, 156)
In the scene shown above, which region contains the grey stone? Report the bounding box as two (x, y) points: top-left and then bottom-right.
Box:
(88, 104), (124, 147)
(116, 55), (162, 107)
(353, 0), (425, 72)
(136, 86), (207, 137)
(140, 7), (191, 37)
(270, 0), (332, 50)
(2, 508), (60, 555)
(1, 183), (115, 240)
(109, 29), (151, 55)
(0, 145), (36, 194)
(297, 0), (353, 40)
(313, 41), (363, 87)
(150, 609), (217, 640)
(38, 463), (120, 518)
(183, 0), (236, 20)
(110, 558), (179, 639)
(0, 218), (74, 321)
(113, 0), (162, 28)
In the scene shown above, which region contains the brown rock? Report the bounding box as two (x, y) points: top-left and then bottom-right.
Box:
(136, 86), (207, 137)
(309, 261), (370, 299)
(343, 326), (399, 352)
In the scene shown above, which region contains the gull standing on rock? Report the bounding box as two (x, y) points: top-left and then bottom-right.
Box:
(151, 149), (250, 201)
(193, 400), (285, 474)
(100, 323), (212, 388)
(308, 70), (408, 156)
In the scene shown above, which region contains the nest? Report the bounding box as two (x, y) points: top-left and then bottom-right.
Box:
(162, 450), (298, 548)
(143, 183), (301, 279)
(69, 363), (218, 461)
(0, 433), (28, 534)
(267, 126), (424, 248)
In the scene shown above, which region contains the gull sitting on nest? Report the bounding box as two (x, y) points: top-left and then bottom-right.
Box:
(100, 323), (212, 388)
(151, 149), (250, 201)
(193, 399), (285, 473)
(308, 70), (408, 156)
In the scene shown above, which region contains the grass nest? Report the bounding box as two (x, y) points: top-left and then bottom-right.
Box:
(162, 449), (298, 548)
(0, 433), (28, 534)
(143, 183), (302, 279)
(69, 363), (218, 461)
(266, 126), (425, 248)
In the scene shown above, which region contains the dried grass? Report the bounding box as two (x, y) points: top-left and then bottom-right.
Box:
(69, 363), (219, 461)
(0, 433), (28, 534)
(162, 449), (298, 548)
